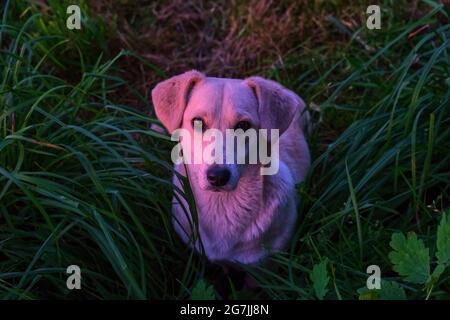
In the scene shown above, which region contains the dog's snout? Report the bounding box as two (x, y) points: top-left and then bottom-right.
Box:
(206, 166), (231, 187)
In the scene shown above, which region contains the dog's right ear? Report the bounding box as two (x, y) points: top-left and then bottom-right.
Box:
(244, 76), (305, 136)
(151, 70), (205, 133)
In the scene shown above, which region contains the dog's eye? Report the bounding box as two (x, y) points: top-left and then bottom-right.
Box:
(191, 117), (206, 131)
(234, 121), (251, 131)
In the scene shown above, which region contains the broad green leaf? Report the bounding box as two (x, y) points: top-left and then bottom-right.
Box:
(358, 288), (380, 300)
(436, 212), (450, 266)
(358, 281), (406, 300)
(310, 259), (329, 300)
(190, 279), (215, 300)
(388, 232), (430, 284)
(379, 281), (407, 300)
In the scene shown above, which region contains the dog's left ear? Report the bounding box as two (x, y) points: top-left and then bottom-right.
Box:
(245, 76), (304, 135)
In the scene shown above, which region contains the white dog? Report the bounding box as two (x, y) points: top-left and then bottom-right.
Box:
(152, 70), (310, 265)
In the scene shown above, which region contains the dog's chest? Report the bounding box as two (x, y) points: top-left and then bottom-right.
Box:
(196, 187), (262, 247)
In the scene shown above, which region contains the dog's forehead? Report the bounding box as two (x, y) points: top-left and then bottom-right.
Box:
(187, 77), (258, 117)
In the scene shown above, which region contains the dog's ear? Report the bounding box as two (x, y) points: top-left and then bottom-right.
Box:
(152, 70), (205, 133)
(245, 76), (304, 135)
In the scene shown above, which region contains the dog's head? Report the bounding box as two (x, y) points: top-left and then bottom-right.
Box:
(152, 70), (304, 192)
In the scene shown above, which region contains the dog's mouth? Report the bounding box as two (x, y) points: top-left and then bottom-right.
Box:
(207, 185), (229, 192)
(205, 183), (237, 192)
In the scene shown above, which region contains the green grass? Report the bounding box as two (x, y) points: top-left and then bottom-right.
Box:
(0, 0), (449, 299)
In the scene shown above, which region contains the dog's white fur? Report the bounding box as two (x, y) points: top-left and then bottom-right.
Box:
(152, 70), (310, 264)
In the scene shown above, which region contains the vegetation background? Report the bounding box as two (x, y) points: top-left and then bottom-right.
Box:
(0, 0), (449, 299)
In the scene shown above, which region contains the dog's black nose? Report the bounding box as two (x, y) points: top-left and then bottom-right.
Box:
(207, 166), (231, 187)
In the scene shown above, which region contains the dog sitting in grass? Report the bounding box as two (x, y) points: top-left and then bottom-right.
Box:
(152, 70), (310, 265)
